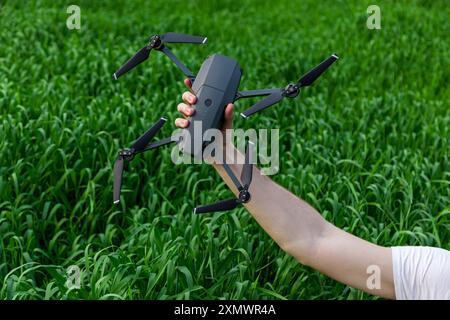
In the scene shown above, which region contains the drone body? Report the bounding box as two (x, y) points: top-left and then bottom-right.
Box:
(181, 54), (242, 158)
(112, 32), (338, 213)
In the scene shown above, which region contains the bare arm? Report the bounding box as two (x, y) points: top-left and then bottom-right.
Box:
(213, 146), (395, 299)
(176, 80), (395, 299)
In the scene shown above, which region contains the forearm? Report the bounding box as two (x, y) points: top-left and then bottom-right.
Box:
(212, 145), (332, 265)
(212, 144), (395, 299)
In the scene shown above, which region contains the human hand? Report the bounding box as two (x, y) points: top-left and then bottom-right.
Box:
(174, 78), (234, 132)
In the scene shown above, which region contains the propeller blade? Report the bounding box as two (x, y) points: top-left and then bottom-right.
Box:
(297, 54), (339, 88)
(241, 141), (254, 188)
(162, 32), (207, 44)
(240, 89), (283, 118)
(131, 117), (167, 152)
(113, 46), (151, 80)
(193, 198), (239, 214)
(113, 157), (124, 204)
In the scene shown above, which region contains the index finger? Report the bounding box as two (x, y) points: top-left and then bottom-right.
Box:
(184, 78), (192, 89)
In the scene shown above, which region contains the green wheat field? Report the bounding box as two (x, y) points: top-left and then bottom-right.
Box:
(0, 0), (449, 299)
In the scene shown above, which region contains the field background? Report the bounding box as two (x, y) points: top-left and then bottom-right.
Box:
(0, 0), (449, 299)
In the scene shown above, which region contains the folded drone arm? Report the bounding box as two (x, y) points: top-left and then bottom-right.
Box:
(159, 46), (195, 82)
(234, 88), (282, 101)
(222, 162), (243, 191)
(143, 135), (178, 152)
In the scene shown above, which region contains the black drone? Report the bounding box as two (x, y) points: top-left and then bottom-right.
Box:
(113, 32), (338, 214)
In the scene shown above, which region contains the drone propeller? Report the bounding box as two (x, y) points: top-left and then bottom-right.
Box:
(113, 32), (207, 79)
(161, 32), (207, 44)
(113, 117), (167, 204)
(194, 141), (254, 214)
(113, 157), (124, 205)
(241, 54), (339, 118)
(194, 198), (240, 214)
(113, 46), (150, 80)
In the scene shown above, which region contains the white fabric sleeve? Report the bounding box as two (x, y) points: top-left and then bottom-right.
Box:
(392, 246), (450, 300)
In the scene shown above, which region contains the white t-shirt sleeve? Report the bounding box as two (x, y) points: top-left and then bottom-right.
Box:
(392, 246), (450, 300)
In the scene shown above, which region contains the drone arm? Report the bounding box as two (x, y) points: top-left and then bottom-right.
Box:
(159, 46), (195, 81)
(142, 136), (178, 152)
(222, 162), (243, 191)
(234, 88), (282, 101)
